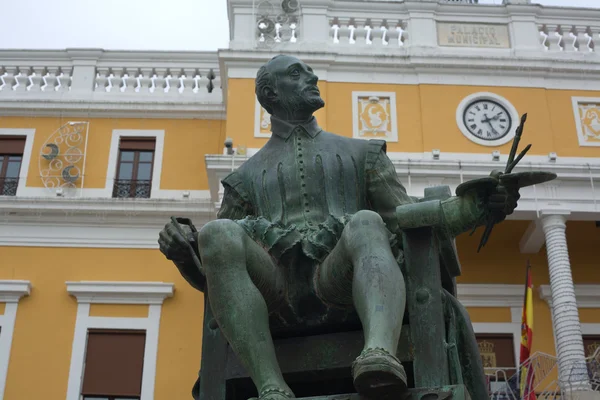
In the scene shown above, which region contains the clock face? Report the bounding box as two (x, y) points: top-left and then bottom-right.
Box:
(462, 99), (512, 141)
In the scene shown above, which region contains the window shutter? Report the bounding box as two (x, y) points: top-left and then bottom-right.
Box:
(476, 334), (517, 375)
(119, 137), (156, 151)
(0, 136), (26, 155)
(81, 330), (146, 396)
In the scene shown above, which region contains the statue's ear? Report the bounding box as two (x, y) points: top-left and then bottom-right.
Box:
(262, 85), (278, 105)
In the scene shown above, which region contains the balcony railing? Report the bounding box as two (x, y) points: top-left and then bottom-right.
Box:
(0, 49), (225, 119)
(0, 177), (18, 196)
(112, 179), (152, 199)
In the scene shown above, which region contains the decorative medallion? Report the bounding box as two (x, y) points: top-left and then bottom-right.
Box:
(478, 340), (497, 368)
(38, 121), (89, 194)
(352, 92), (398, 142)
(254, 100), (272, 138)
(572, 97), (600, 147)
(456, 92), (519, 147)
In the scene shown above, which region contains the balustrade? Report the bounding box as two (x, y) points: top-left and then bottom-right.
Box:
(330, 18), (406, 47)
(539, 24), (600, 53)
(0, 66), (71, 94)
(0, 50), (222, 104)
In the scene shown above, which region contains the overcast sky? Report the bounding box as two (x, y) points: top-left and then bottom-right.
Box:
(1, 0), (598, 51)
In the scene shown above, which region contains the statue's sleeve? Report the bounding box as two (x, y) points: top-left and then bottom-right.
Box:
(366, 140), (415, 232)
(217, 172), (254, 220)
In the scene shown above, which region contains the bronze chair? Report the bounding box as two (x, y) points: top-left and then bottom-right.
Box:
(192, 186), (487, 400)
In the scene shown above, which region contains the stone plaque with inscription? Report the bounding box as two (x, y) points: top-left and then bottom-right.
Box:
(437, 22), (510, 48)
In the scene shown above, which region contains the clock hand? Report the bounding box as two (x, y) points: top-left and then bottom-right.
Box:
(481, 114), (500, 135)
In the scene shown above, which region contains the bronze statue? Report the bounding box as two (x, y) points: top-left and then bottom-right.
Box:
(159, 55), (525, 400)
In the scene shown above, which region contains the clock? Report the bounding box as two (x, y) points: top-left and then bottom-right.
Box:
(456, 93), (519, 147)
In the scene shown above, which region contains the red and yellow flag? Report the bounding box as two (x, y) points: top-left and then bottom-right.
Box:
(519, 261), (536, 399)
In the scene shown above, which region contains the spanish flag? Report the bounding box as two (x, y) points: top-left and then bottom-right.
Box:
(519, 261), (536, 399)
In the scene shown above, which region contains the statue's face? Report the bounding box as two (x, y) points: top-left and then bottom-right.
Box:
(268, 56), (324, 117)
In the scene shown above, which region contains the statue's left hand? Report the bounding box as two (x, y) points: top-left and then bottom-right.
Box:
(480, 172), (521, 223)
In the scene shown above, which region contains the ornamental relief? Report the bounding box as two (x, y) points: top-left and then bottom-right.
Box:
(578, 103), (600, 145)
(255, 100), (272, 138)
(573, 98), (600, 147)
(352, 92), (398, 142)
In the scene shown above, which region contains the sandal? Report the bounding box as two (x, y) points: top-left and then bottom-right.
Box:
(352, 347), (408, 399)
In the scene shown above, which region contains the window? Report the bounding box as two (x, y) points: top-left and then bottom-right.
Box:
(0, 136), (25, 196)
(584, 335), (600, 358)
(477, 334), (517, 394)
(81, 330), (146, 400)
(584, 335), (600, 392)
(112, 138), (155, 198)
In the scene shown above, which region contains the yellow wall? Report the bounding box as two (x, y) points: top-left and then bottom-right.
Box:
(0, 116), (225, 190)
(467, 307), (512, 323)
(89, 304), (149, 318)
(225, 79), (600, 158)
(0, 247), (203, 400)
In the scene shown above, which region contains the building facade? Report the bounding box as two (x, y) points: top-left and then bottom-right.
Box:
(0, 0), (599, 398)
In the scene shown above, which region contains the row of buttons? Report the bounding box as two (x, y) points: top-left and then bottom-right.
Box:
(295, 129), (311, 216)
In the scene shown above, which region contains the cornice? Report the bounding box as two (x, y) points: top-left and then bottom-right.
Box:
(0, 98), (226, 120)
(539, 284), (600, 308)
(457, 284), (525, 308)
(66, 281), (174, 305)
(0, 280), (31, 303)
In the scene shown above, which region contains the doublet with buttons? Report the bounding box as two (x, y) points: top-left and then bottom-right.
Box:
(219, 116), (415, 263)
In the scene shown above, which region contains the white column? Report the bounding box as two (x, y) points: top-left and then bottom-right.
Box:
(541, 213), (590, 390)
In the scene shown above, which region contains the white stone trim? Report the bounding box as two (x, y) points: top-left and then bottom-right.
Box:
(105, 129), (164, 199)
(66, 281), (174, 305)
(455, 92), (519, 147)
(0, 196), (215, 248)
(459, 284), (523, 367)
(254, 100), (272, 138)
(582, 324), (600, 336)
(206, 150), (600, 222)
(351, 91), (398, 142)
(457, 284), (525, 308)
(539, 284), (600, 309)
(0, 280), (31, 400)
(0, 129), (35, 197)
(65, 281), (173, 400)
(571, 97), (600, 148)
(221, 50), (600, 92)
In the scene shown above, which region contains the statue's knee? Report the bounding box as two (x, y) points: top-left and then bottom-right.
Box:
(198, 219), (246, 258)
(343, 210), (387, 248)
(347, 210), (385, 234)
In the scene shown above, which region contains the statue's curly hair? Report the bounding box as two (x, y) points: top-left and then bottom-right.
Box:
(255, 55), (287, 115)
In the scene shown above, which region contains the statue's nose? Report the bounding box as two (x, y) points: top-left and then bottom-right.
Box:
(307, 73), (318, 84)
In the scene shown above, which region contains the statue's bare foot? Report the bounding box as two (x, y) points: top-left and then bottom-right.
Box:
(352, 348), (408, 399)
(249, 386), (295, 400)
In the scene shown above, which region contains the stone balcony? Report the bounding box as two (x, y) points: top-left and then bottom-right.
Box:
(0, 49), (224, 119)
(224, 0), (600, 91)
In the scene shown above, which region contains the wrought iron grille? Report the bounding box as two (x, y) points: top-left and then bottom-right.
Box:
(0, 177), (18, 196)
(112, 179), (151, 199)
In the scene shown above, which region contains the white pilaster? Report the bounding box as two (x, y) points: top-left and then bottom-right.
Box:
(541, 212), (590, 390)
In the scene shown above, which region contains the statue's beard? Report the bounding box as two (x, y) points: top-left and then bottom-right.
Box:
(277, 89), (324, 120)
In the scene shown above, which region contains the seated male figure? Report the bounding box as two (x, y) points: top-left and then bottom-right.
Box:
(159, 55), (519, 400)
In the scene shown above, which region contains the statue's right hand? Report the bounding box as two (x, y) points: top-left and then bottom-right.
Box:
(158, 219), (196, 264)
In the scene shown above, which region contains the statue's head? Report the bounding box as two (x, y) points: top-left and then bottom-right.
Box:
(255, 55), (324, 121)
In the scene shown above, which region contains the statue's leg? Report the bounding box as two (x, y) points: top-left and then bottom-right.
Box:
(198, 219), (292, 398)
(316, 210), (407, 395)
